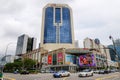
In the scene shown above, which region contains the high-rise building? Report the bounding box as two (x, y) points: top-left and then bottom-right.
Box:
(16, 34), (36, 55)
(41, 4), (75, 50)
(115, 39), (120, 46)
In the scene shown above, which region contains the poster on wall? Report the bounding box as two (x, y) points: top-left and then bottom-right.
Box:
(48, 54), (52, 65)
(79, 54), (96, 67)
(65, 54), (76, 64)
(42, 56), (48, 64)
(53, 53), (57, 65)
(57, 52), (63, 64)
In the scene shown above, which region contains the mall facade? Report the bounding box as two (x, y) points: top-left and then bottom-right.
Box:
(23, 47), (114, 72)
(41, 48), (96, 72)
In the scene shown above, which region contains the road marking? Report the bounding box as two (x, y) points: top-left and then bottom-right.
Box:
(95, 75), (119, 80)
(4, 77), (16, 80)
(63, 77), (68, 80)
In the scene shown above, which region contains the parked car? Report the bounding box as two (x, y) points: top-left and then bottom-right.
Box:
(40, 69), (46, 73)
(99, 70), (105, 74)
(93, 70), (100, 74)
(14, 71), (18, 74)
(20, 70), (29, 75)
(49, 70), (56, 73)
(78, 69), (93, 77)
(45, 70), (50, 73)
(110, 69), (116, 73)
(53, 71), (70, 78)
(104, 70), (110, 74)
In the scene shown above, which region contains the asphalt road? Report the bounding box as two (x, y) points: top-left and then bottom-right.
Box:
(3, 72), (120, 80)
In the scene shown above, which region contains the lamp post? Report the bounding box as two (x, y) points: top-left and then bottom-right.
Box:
(109, 36), (117, 52)
(4, 42), (16, 64)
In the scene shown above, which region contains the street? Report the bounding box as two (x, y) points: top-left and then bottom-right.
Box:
(3, 72), (120, 80)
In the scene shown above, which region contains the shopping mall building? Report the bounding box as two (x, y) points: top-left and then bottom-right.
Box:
(22, 3), (118, 72)
(41, 48), (97, 72)
(23, 47), (113, 72)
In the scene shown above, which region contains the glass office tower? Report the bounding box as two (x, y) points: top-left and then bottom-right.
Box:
(41, 4), (75, 50)
(16, 34), (36, 55)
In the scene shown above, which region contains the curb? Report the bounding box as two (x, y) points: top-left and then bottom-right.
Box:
(3, 77), (16, 80)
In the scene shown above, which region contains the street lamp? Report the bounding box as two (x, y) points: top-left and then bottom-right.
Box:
(109, 36), (117, 52)
(4, 42), (16, 64)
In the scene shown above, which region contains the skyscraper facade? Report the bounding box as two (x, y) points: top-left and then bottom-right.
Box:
(41, 4), (75, 50)
(16, 34), (36, 55)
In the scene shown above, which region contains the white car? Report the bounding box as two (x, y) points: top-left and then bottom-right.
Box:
(53, 71), (70, 78)
(78, 69), (93, 77)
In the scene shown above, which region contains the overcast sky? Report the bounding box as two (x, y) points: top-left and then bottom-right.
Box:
(0, 0), (120, 55)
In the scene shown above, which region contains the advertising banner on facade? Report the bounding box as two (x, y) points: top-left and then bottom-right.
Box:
(79, 54), (96, 67)
(57, 52), (63, 64)
(42, 56), (48, 64)
(65, 54), (76, 64)
(53, 53), (57, 65)
(48, 54), (52, 65)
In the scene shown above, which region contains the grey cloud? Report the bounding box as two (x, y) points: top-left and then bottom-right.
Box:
(0, 0), (25, 15)
(3, 28), (20, 38)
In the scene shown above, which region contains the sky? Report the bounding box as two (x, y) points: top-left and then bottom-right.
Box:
(0, 0), (120, 55)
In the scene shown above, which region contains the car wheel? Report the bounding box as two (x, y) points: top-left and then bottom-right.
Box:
(86, 74), (88, 77)
(59, 75), (62, 78)
(91, 73), (93, 76)
(67, 74), (70, 77)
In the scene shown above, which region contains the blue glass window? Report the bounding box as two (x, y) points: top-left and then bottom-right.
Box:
(55, 8), (61, 23)
(44, 7), (56, 43)
(43, 7), (72, 44)
(60, 8), (72, 43)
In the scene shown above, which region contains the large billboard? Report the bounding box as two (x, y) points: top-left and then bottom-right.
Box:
(79, 54), (96, 67)
(65, 54), (76, 64)
(57, 52), (63, 64)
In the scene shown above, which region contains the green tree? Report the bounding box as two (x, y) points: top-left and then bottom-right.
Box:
(23, 58), (36, 70)
(4, 58), (36, 72)
(4, 63), (14, 72)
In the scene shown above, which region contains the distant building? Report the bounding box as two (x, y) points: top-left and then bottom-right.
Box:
(83, 37), (108, 53)
(107, 39), (120, 62)
(16, 34), (36, 55)
(115, 39), (120, 46)
(75, 40), (79, 48)
(0, 54), (4, 65)
(83, 38), (119, 68)
(5, 55), (14, 63)
(84, 37), (100, 49)
(40, 4), (75, 50)
(0, 55), (14, 65)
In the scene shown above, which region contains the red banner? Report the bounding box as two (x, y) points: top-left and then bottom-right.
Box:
(57, 53), (63, 63)
(48, 55), (52, 64)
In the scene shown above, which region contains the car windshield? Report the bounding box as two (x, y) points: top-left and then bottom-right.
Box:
(58, 71), (65, 73)
(82, 69), (91, 72)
